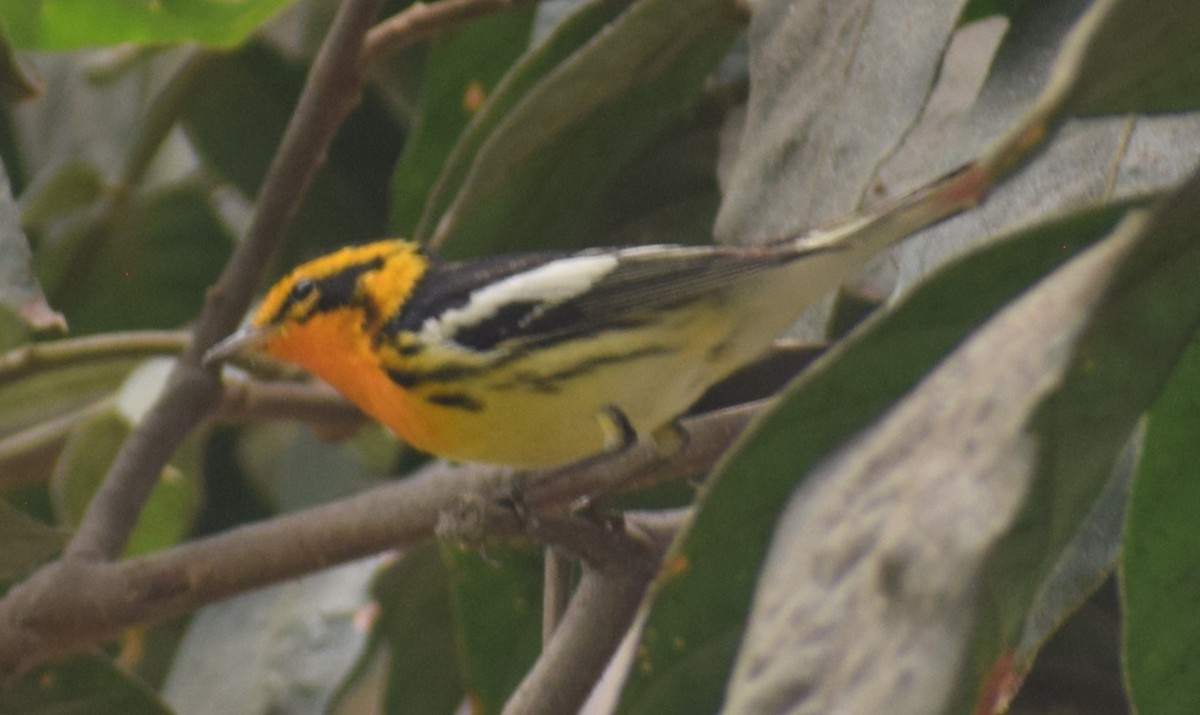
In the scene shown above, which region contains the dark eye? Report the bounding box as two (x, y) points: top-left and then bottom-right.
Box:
(290, 279), (316, 304)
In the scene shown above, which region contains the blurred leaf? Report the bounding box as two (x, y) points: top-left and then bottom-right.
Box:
(0, 499), (64, 580)
(0, 652), (171, 714)
(0, 29), (39, 102)
(617, 200), (1139, 714)
(47, 183), (229, 335)
(0, 0), (295, 50)
(592, 107), (725, 248)
(17, 158), (105, 228)
(959, 0), (1036, 23)
(0, 358), (135, 437)
(372, 544), (464, 715)
(443, 544), (542, 714)
(113, 356), (173, 425)
(0, 155), (65, 332)
(50, 377), (199, 557)
(388, 8), (536, 236)
(422, 0), (742, 258)
(715, 0), (969, 246)
(953, 170), (1200, 709)
(1012, 434), (1134, 670)
(720, 157), (1200, 714)
(1121, 332), (1200, 715)
(236, 423), (392, 512)
(413, 0), (637, 247)
(1054, 0), (1200, 116)
(181, 42), (397, 265)
(162, 555), (383, 715)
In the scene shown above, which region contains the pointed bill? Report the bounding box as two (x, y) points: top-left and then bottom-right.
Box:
(203, 326), (270, 367)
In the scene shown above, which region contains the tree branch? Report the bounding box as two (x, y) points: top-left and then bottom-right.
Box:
(362, 0), (533, 65)
(0, 405), (750, 679)
(0, 330), (188, 389)
(62, 0), (386, 563)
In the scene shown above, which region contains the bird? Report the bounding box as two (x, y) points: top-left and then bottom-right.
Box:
(204, 222), (893, 468)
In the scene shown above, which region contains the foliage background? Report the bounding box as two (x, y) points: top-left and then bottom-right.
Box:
(0, 0), (1199, 713)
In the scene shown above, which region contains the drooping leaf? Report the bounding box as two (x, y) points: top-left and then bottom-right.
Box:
(388, 9), (537, 236)
(421, 0), (742, 258)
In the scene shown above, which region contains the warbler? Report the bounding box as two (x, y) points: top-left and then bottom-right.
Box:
(205, 226), (891, 467)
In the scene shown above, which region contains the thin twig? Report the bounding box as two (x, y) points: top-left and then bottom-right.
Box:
(210, 378), (365, 430)
(502, 567), (654, 715)
(362, 0), (531, 65)
(61, 0), (386, 563)
(542, 547), (573, 644)
(0, 331), (188, 389)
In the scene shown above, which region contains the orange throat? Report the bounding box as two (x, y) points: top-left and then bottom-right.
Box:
(263, 310), (427, 448)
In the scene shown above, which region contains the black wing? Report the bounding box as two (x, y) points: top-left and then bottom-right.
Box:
(385, 244), (816, 353)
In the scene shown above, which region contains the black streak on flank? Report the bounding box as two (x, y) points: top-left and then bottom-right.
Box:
(385, 365), (482, 389)
(425, 392), (484, 412)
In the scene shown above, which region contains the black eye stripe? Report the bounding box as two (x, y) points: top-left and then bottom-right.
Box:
(274, 257), (386, 324)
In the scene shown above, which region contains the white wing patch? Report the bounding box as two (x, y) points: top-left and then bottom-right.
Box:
(419, 253), (620, 345)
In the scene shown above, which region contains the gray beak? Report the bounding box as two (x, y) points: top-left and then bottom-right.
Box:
(203, 326), (270, 368)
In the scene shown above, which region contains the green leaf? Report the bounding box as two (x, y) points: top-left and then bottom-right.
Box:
(0, 0), (295, 50)
(0, 500), (65, 581)
(0, 359), (135, 437)
(388, 9), (537, 236)
(45, 183), (230, 335)
(420, 0), (742, 258)
(50, 372), (199, 557)
(0, 155), (65, 332)
(1055, 0), (1200, 116)
(372, 544), (465, 715)
(951, 165), (1200, 710)
(0, 652), (171, 714)
(1121, 332), (1200, 715)
(959, 0), (1037, 24)
(181, 42), (396, 264)
(616, 199), (1138, 714)
(443, 544), (543, 714)
(1013, 437), (1134, 669)
(412, 0), (637, 247)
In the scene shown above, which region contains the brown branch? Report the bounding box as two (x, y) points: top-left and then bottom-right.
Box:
(501, 509), (690, 715)
(0, 405), (750, 679)
(210, 378), (366, 433)
(61, 0), (386, 563)
(0, 331), (188, 389)
(501, 564), (656, 715)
